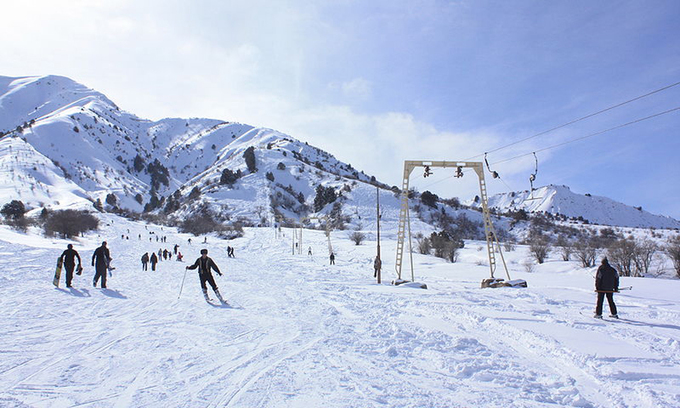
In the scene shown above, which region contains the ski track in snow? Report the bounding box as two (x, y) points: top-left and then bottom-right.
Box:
(1, 216), (679, 407)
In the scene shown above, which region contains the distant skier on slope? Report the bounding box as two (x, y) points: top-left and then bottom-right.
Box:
(92, 241), (112, 288)
(186, 249), (226, 303)
(330, 252), (335, 265)
(594, 257), (619, 319)
(59, 244), (82, 288)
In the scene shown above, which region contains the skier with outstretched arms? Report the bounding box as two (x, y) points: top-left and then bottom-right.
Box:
(186, 249), (226, 304)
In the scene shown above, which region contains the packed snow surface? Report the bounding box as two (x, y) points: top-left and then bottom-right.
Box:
(1, 214), (679, 407)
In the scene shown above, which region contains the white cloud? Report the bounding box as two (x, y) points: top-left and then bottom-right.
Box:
(341, 78), (373, 101)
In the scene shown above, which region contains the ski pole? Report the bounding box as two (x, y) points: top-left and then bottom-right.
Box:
(178, 266), (189, 299)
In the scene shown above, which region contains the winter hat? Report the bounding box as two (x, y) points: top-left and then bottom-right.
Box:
(200, 249), (208, 255)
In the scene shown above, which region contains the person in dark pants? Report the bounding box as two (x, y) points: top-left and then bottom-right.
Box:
(141, 253), (149, 271)
(150, 252), (158, 271)
(92, 241), (112, 288)
(330, 252), (335, 265)
(595, 257), (619, 318)
(186, 249), (225, 303)
(60, 244), (82, 288)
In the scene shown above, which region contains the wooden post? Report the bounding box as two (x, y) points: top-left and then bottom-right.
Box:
(376, 185), (382, 284)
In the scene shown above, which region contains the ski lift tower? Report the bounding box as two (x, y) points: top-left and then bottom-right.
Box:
(394, 160), (526, 288)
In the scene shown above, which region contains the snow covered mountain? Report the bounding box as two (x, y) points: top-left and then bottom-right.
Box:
(0, 75), (386, 224)
(2, 75), (678, 231)
(472, 184), (680, 229)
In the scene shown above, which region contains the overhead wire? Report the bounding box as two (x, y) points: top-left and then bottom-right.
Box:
(465, 80), (680, 161)
(415, 105), (679, 195)
(409, 81), (680, 198)
(492, 106), (680, 166)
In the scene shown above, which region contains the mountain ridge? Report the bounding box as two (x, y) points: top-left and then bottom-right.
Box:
(1, 74), (678, 231)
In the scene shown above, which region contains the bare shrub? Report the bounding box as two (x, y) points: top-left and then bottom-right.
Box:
(503, 241), (516, 252)
(607, 237), (636, 277)
(529, 232), (551, 264)
(633, 238), (657, 277)
(574, 239), (598, 268)
(665, 235), (680, 278)
(349, 231), (366, 245)
(44, 210), (99, 238)
(416, 233), (432, 255)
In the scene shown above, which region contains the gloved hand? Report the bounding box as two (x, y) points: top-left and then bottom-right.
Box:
(217, 272), (223, 276)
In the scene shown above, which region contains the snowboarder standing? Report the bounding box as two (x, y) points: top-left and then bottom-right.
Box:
(595, 257), (619, 319)
(141, 253), (149, 271)
(92, 241), (112, 288)
(59, 244), (82, 288)
(186, 249), (225, 303)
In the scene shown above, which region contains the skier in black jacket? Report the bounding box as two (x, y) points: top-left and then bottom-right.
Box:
(186, 249), (225, 303)
(92, 241), (112, 288)
(595, 257), (619, 318)
(60, 244), (82, 288)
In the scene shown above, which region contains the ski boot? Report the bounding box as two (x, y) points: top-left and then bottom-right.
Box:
(202, 289), (212, 302)
(214, 289), (227, 304)
(594, 314), (603, 319)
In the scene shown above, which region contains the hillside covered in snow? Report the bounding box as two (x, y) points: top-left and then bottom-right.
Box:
(2, 75), (679, 233)
(471, 185), (680, 230)
(0, 75), (383, 224)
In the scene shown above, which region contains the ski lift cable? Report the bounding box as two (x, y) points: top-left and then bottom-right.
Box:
(465, 80), (680, 161)
(492, 106), (680, 166)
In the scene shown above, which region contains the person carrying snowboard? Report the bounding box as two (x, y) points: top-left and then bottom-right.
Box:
(59, 244), (82, 288)
(141, 252), (149, 271)
(92, 241), (112, 288)
(186, 249), (225, 303)
(150, 252), (158, 271)
(595, 257), (619, 319)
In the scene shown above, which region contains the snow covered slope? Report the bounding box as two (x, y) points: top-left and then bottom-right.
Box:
(1, 214), (679, 407)
(474, 184), (680, 229)
(0, 75), (381, 222)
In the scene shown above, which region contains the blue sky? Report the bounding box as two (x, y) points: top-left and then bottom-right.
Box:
(2, 0), (679, 219)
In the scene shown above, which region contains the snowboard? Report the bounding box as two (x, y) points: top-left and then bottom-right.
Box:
(53, 257), (63, 287)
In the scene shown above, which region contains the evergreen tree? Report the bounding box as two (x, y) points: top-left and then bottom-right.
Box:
(243, 146), (257, 173)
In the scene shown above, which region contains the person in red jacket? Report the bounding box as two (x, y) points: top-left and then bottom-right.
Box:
(595, 257), (619, 319)
(186, 249), (225, 303)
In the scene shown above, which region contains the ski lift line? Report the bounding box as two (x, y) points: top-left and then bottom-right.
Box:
(465, 80), (680, 161)
(491, 106), (680, 166)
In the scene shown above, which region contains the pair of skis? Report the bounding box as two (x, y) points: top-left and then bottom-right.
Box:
(178, 266), (229, 306)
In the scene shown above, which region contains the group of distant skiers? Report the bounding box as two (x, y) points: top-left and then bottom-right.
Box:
(56, 238), (623, 315)
(141, 244), (184, 271)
